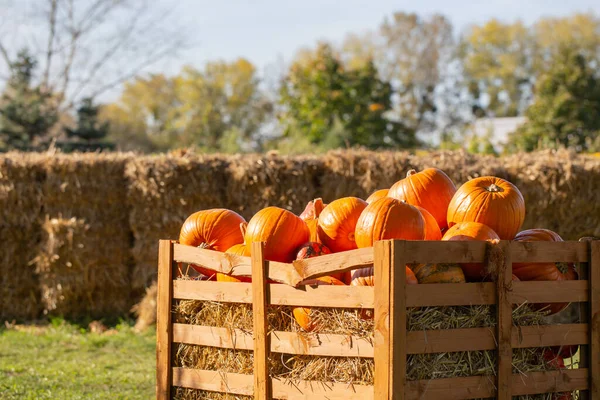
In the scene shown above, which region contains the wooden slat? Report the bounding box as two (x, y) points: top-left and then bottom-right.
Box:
(511, 324), (588, 348)
(156, 240), (174, 400)
(510, 280), (589, 303)
(406, 282), (496, 306)
(511, 369), (589, 395)
(406, 328), (495, 354)
(173, 279), (374, 308)
(172, 368), (374, 399)
(373, 241), (392, 399)
(405, 370), (589, 400)
(293, 247), (374, 281)
(495, 241), (512, 400)
(251, 242), (270, 399)
(172, 324), (375, 357)
(403, 240), (487, 264)
(510, 241), (589, 263)
(590, 240), (600, 398)
(390, 241), (407, 399)
(577, 240), (590, 400)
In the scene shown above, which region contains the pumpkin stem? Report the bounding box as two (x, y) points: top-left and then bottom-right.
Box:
(487, 183), (505, 193)
(406, 169), (417, 177)
(239, 222), (248, 238)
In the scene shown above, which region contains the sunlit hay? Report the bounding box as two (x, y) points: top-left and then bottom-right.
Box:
(132, 282), (157, 332)
(278, 355), (374, 385)
(289, 307), (374, 338)
(173, 389), (252, 400)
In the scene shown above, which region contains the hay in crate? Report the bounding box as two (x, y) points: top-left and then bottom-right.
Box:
(172, 276), (574, 400)
(0, 153), (45, 321)
(125, 154), (230, 296)
(35, 217), (130, 318)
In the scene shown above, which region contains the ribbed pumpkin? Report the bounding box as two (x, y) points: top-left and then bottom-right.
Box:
(415, 205), (442, 240)
(354, 197), (425, 248)
(513, 229), (578, 314)
(299, 198), (327, 243)
(410, 263), (466, 284)
(366, 189), (389, 204)
(216, 243), (251, 282)
(179, 209), (246, 276)
(293, 276), (345, 331)
(317, 197), (367, 252)
(245, 207), (309, 262)
(388, 168), (456, 230)
(447, 176), (525, 240)
(442, 222), (501, 281)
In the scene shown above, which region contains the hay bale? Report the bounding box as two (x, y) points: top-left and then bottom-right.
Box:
(0, 153), (45, 321)
(35, 217), (130, 318)
(132, 282), (157, 332)
(125, 154), (230, 295)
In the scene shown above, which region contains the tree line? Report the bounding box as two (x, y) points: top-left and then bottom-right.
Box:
(1, 8), (599, 154)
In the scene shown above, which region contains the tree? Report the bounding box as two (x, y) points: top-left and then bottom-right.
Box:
(509, 49), (600, 152)
(59, 97), (113, 152)
(279, 43), (416, 149)
(0, 0), (185, 112)
(0, 49), (58, 150)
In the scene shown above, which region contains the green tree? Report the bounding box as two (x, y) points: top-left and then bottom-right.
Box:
(60, 98), (113, 152)
(509, 49), (600, 152)
(0, 49), (59, 151)
(279, 43), (416, 149)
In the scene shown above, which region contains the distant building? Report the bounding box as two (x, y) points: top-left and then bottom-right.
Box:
(469, 117), (527, 150)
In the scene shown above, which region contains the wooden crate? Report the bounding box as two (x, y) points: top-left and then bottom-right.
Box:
(156, 239), (600, 400)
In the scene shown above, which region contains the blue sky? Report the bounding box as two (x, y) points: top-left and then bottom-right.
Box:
(162, 0), (600, 72)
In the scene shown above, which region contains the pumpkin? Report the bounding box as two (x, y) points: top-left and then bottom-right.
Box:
(550, 344), (579, 359)
(354, 197), (425, 248)
(447, 176), (525, 240)
(295, 242), (350, 283)
(245, 206), (309, 262)
(299, 198), (327, 243)
(317, 197), (368, 252)
(441, 222), (501, 281)
(293, 276), (345, 331)
(410, 263), (466, 284)
(216, 243), (251, 282)
(512, 229), (578, 314)
(415, 206), (442, 240)
(388, 168), (456, 230)
(351, 266), (417, 319)
(366, 189), (389, 204)
(179, 209), (246, 276)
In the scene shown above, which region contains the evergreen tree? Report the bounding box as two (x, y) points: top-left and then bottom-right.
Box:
(61, 98), (114, 152)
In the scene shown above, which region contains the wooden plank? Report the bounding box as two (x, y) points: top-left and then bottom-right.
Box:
(406, 375), (495, 400)
(390, 241), (407, 399)
(510, 280), (589, 304)
(406, 282), (496, 306)
(510, 241), (589, 263)
(156, 240), (174, 400)
(577, 239), (591, 400)
(373, 241), (392, 399)
(403, 240), (487, 264)
(404, 370), (589, 400)
(511, 324), (588, 348)
(173, 279), (375, 308)
(590, 240), (600, 399)
(510, 369), (589, 395)
(171, 367), (374, 399)
(251, 242), (270, 400)
(293, 247), (374, 281)
(494, 240), (512, 400)
(172, 323), (375, 358)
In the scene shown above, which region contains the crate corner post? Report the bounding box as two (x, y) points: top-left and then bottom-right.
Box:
(251, 241), (271, 400)
(157, 239), (175, 400)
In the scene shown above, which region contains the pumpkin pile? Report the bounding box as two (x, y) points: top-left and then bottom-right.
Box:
(175, 167), (578, 395)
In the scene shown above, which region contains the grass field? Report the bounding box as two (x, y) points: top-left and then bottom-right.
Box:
(0, 319), (155, 400)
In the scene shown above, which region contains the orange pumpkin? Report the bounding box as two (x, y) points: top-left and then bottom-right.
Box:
(293, 276), (345, 331)
(410, 263), (466, 284)
(447, 176), (525, 240)
(415, 205), (442, 240)
(354, 197), (425, 248)
(442, 222), (500, 281)
(513, 229), (578, 314)
(366, 189), (389, 204)
(317, 197), (368, 252)
(216, 243), (251, 282)
(299, 198), (327, 243)
(179, 209), (246, 276)
(388, 168), (456, 230)
(245, 207), (309, 262)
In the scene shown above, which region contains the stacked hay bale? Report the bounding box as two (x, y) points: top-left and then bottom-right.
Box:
(125, 154), (230, 296)
(0, 153), (45, 321)
(39, 153), (132, 317)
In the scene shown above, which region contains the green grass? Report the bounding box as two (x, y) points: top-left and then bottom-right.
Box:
(0, 319), (155, 400)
